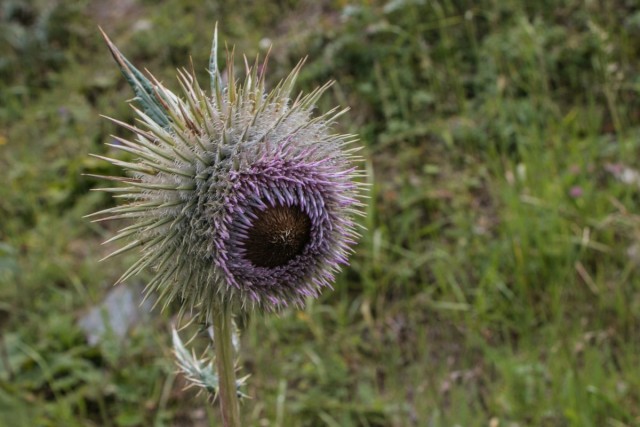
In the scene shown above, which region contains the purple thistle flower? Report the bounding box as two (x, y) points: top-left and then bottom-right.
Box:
(88, 30), (365, 320)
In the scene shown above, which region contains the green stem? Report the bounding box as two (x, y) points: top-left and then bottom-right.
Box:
(213, 307), (241, 427)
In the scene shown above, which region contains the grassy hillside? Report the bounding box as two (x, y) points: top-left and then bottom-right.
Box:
(2, 0), (640, 425)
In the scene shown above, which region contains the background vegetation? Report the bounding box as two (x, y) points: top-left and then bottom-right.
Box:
(2, 0), (640, 425)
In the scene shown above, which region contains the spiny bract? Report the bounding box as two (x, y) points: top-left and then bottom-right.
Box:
(89, 29), (365, 320)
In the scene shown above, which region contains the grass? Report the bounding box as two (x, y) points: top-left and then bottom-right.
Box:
(2, 0), (640, 425)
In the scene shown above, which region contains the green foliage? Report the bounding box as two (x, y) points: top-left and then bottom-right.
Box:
(2, 0), (640, 425)
(0, 0), (99, 120)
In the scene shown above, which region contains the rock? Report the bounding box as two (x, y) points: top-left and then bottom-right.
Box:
(78, 283), (154, 346)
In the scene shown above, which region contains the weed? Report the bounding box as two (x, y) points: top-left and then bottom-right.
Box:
(2, 0), (640, 425)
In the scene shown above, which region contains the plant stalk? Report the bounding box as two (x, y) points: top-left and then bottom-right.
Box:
(213, 307), (241, 427)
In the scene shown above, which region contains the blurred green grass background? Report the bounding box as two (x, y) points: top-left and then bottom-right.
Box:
(2, 0), (640, 425)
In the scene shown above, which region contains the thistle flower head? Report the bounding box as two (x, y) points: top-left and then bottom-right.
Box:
(90, 28), (365, 320)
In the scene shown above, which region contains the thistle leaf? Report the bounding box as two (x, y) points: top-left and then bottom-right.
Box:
(172, 326), (249, 399)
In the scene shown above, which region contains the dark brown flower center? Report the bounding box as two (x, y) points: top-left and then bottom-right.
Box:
(243, 204), (311, 268)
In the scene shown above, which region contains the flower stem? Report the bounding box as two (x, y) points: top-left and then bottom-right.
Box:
(213, 307), (241, 427)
